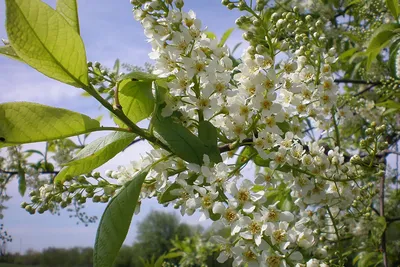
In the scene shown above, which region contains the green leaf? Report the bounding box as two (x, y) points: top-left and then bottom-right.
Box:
(198, 121), (222, 163)
(0, 102), (100, 148)
(366, 23), (400, 70)
(153, 111), (209, 165)
(219, 28), (234, 47)
(389, 38), (400, 78)
(118, 71), (158, 82)
(205, 31), (217, 40)
(113, 59), (120, 75)
(159, 183), (181, 204)
(5, 0), (88, 87)
(18, 165), (26, 196)
(236, 147), (255, 166)
(115, 80), (155, 126)
(339, 47), (358, 61)
(376, 100), (400, 109)
(56, 0), (80, 34)
(94, 170), (148, 267)
(54, 132), (136, 183)
(386, 0), (400, 19)
(0, 45), (23, 61)
(24, 149), (44, 157)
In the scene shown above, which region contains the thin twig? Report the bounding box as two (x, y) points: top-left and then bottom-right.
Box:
(0, 168), (59, 176)
(334, 79), (382, 86)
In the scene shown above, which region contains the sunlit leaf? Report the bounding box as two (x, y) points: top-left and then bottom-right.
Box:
(219, 27), (234, 47)
(56, 0), (80, 33)
(0, 45), (22, 61)
(5, 0), (88, 87)
(0, 102), (100, 148)
(114, 80), (155, 127)
(54, 132), (136, 183)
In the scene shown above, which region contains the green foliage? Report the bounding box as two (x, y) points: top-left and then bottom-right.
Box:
(133, 211), (195, 264)
(117, 71), (158, 82)
(218, 28), (234, 47)
(55, 132), (137, 183)
(366, 23), (400, 69)
(0, 45), (22, 62)
(386, 0), (400, 19)
(198, 121), (223, 163)
(56, 0), (80, 34)
(5, 0), (88, 87)
(152, 111), (209, 165)
(114, 80), (155, 126)
(94, 170), (148, 267)
(0, 102), (100, 148)
(17, 164), (26, 196)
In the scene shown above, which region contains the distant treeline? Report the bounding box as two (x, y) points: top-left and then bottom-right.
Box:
(0, 211), (232, 267)
(0, 247), (93, 267)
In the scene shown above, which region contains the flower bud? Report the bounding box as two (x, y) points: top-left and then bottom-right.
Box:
(271, 13), (279, 21)
(175, 0), (184, 8)
(93, 195), (101, 203)
(376, 125), (386, 134)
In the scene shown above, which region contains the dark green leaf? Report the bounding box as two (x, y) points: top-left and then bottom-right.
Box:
(159, 183), (181, 204)
(386, 0), (400, 18)
(18, 165), (26, 196)
(94, 170), (148, 267)
(198, 121), (222, 163)
(152, 110), (209, 165)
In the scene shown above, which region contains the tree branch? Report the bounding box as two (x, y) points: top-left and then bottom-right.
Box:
(0, 168), (59, 176)
(334, 79), (382, 86)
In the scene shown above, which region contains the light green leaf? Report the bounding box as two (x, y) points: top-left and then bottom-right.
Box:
(219, 28), (234, 47)
(115, 80), (155, 126)
(118, 71), (158, 82)
(366, 23), (400, 70)
(0, 45), (23, 61)
(94, 170), (148, 267)
(5, 0), (88, 87)
(0, 102), (100, 148)
(67, 132), (136, 165)
(198, 121), (222, 163)
(56, 0), (80, 34)
(152, 111), (208, 165)
(113, 59), (120, 75)
(54, 132), (136, 183)
(205, 31), (217, 40)
(376, 100), (400, 109)
(386, 0), (400, 19)
(339, 47), (358, 61)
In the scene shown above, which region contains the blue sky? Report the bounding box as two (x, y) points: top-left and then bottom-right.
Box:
(0, 0), (244, 253)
